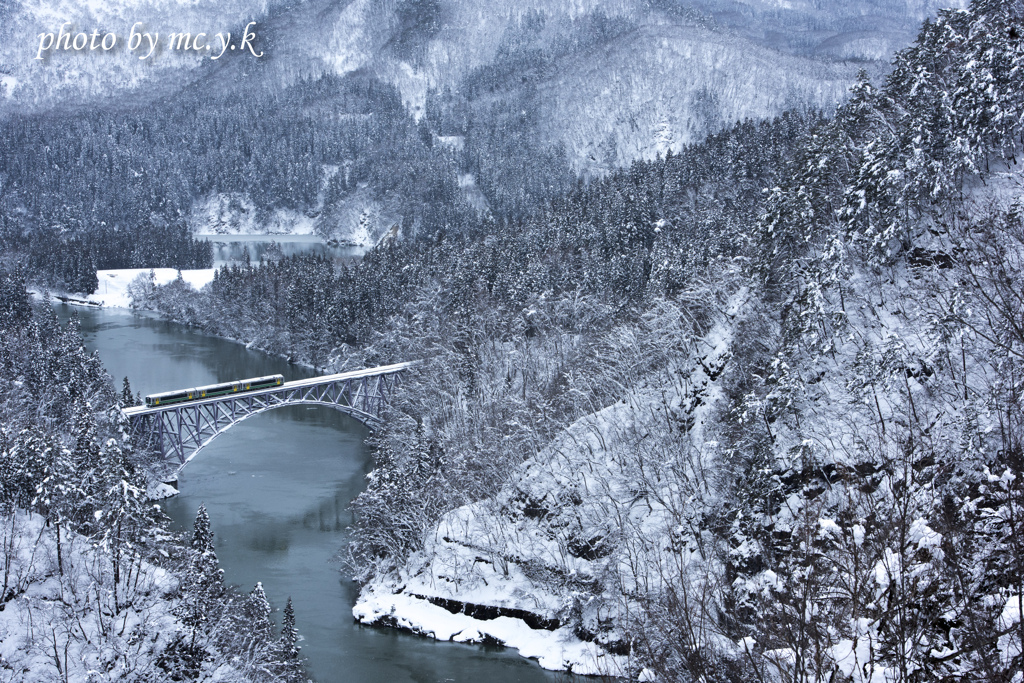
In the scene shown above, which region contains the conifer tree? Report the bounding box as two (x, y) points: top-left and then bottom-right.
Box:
(93, 437), (150, 610)
(176, 504), (225, 649)
(275, 597), (305, 682)
(30, 430), (78, 576)
(121, 376), (135, 407)
(280, 597), (300, 660)
(245, 581), (275, 647)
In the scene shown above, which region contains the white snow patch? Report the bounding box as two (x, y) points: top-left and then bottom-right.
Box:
(818, 517), (842, 538)
(265, 207), (317, 235)
(457, 173), (490, 213)
(0, 510), (184, 682)
(90, 268), (216, 309)
(190, 193), (259, 235)
(998, 594), (1022, 666)
(831, 618), (878, 682)
(909, 518), (942, 553)
(436, 135), (465, 150)
(147, 481), (180, 500)
(1, 75), (18, 98)
(190, 194), (316, 236)
(354, 590), (624, 676)
(343, 209), (373, 247)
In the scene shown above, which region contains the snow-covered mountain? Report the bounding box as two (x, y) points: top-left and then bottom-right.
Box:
(2, 0), (966, 172)
(341, 3), (1024, 676)
(532, 21), (859, 172)
(0, 0), (971, 246)
(0, 0), (971, 251)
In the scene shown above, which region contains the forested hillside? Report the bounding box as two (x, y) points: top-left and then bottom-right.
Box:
(1, 0), (955, 293)
(137, 0), (1024, 679)
(0, 69), (471, 292)
(0, 267), (306, 682)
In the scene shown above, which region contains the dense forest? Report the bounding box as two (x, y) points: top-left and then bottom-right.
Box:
(0, 267), (306, 681)
(0, 68), (476, 292)
(138, 108), (815, 361)
(135, 0), (1024, 680)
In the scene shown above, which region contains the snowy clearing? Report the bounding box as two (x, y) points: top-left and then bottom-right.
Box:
(90, 268), (216, 309)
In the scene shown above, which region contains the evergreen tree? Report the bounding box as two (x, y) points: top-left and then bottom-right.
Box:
(93, 437), (152, 611)
(275, 597), (305, 682)
(176, 504), (225, 650)
(0, 427), (14, 514)
(30, 430), (79, 576)
(121, 376), (136, 407)
(280, 597), (300, 660)
(245, 581), (275, 648)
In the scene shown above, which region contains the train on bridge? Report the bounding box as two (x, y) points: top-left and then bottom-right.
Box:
(128, 363), (415, 466)
(144, 374), (284, 407)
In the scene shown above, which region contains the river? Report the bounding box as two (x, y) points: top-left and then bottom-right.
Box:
(196, 234), (366, 268)
(55, 304), (561, 683)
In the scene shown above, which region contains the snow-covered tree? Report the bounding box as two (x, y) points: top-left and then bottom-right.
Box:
(176, 504), (225, 650)
(279, 597), (301, 662)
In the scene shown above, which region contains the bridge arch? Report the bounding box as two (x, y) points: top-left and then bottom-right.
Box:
(124, 363), (412, 472)
(159, 400), (377, 469)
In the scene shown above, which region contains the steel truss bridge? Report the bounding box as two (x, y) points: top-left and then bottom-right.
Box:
(123, 363), (413, 469)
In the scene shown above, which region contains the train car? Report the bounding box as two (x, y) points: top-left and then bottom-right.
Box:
(145, 374), (284, 407)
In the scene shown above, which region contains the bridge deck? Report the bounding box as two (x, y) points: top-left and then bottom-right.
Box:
(123, 361), (416, 418)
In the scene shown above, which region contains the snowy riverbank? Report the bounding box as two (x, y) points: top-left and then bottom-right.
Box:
(354, 588), (626, 676)
(352, 290), (744, 678)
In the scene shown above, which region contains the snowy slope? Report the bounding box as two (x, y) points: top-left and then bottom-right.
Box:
(537, 21), (863, 173)
(353, 141), (1024, 676)
(321, 0), (961, 170)
(320, 0), (966, 110)
(354, 286), (748, 673)
(0, 511), (181, 682)
(90, 268), (216, 308)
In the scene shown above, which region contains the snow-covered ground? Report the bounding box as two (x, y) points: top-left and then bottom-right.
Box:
(190, 193), (319, 236)
(148, 481), (180, 500)
(89, 268), (216, 309)
(189, 186), (388, 246)
(0, 511), (180, 682)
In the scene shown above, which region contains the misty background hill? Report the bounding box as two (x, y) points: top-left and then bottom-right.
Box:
(1, 0), (963, 257)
